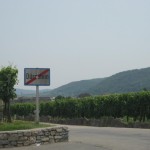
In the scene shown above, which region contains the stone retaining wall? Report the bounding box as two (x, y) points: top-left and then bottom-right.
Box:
(0, 126), (69, 148)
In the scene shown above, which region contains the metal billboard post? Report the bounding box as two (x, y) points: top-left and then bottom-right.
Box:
(36, 85), (39, 124)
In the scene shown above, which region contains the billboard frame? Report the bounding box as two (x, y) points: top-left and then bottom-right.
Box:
(24, 68), (50, 86)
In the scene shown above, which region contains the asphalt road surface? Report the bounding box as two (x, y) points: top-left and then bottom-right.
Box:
(5, 125), (150, 150)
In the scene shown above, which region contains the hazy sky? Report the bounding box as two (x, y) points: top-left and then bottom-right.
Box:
(0, 0), (150, 90)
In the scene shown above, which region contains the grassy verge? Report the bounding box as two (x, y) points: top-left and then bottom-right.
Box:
(0, 120), (53, 131)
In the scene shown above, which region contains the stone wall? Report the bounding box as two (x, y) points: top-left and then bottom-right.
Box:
(0, 126), (69, 148)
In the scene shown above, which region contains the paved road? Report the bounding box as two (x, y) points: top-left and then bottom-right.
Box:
(5, 125), (150, 150)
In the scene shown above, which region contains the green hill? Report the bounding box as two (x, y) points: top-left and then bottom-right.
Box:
(48, 78), (105, 97)
(90, 67), (150, 95)
(16, 67), (150, 97)
(48, 67), (150, 97)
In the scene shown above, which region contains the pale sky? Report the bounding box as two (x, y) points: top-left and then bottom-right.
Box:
(0, 0), (150, 90)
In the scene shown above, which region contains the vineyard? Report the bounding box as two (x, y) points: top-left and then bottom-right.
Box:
(11, 91), (150, 123)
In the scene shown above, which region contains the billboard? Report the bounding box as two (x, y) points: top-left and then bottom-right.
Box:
(24, 68), (50, 86)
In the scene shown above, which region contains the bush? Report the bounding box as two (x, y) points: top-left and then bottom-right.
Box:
(11, 91), (150, 122)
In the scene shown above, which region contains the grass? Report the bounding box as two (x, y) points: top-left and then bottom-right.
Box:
(0, 120), (53, 131)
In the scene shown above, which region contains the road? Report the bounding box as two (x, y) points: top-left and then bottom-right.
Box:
(5, 125), (150, 150)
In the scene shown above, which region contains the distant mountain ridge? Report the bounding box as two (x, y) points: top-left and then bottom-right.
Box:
(16, 67), (150, 97)
(89, 67), (150, 95)
(16, 89), (35, 96)
(16, 89), (51, 97)
(47, 78), (105, 97)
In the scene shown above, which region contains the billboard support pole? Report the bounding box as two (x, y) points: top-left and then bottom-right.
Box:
(36, 85), (39, 124)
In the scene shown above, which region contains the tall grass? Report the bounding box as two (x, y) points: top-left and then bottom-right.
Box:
(0, 120), (52, 131)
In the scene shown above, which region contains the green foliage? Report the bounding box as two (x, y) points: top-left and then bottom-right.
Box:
(78, 93), (91, 98)
(0, 65), (18, 122)
(0, 120), (52, 131)
(0, 65), (18, 100)
(11, 91), (150, 122)
(55, 95), (65, 100)
(11, 103), (35, 116)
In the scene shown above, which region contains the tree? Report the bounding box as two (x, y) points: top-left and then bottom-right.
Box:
(78, 93), (91, 98)
(55, 95), (65, 100)
(0, 65), (18, 122)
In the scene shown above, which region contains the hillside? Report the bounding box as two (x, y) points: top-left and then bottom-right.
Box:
(47, 78), (105, 97)
(89, 67), (150, 95)
(47, 67), (150, 97)
(16, 67), (150, 97)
